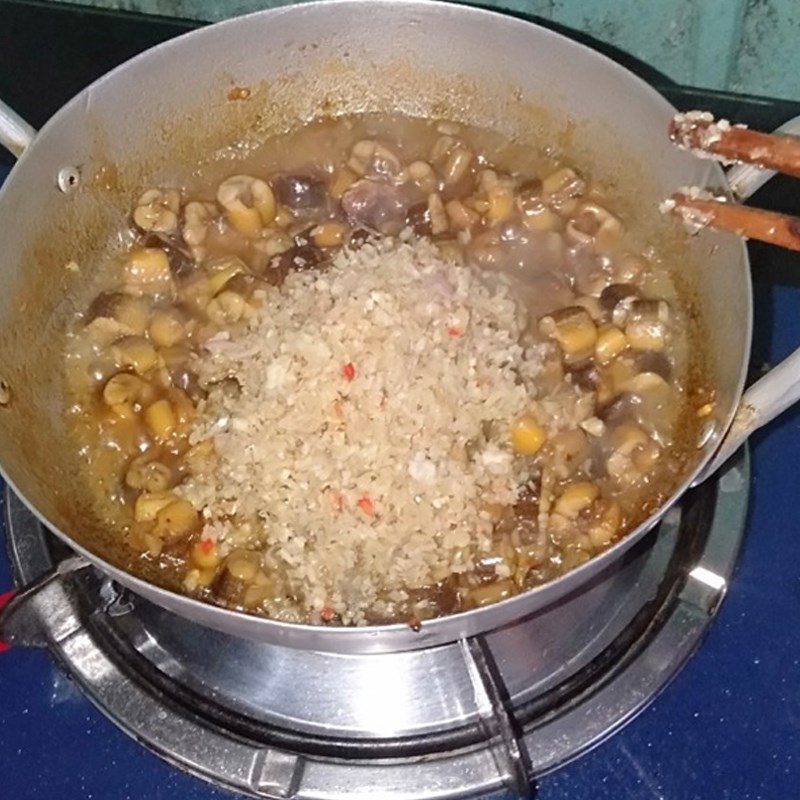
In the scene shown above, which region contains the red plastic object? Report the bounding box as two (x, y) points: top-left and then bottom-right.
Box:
(0, 589), (17, 653)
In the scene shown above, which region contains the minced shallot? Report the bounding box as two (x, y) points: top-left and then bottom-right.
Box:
(179, 235), (573, 624)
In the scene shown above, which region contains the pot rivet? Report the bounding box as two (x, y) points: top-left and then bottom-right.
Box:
(57, 167), (80, 194)
(697, 418), (717, 449)
(0, 379), (12, 407)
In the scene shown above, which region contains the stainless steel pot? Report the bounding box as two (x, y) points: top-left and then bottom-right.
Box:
(0, 0), (797, 654)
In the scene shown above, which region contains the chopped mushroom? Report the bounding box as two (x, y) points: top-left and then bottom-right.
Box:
(216, 175), (276, 236)
(271, 174), (327, 212)
(347, 140), (402, 179)
(539, 306), (598, 364)
(341, 179), (408, 234)
(133, 188), (180, 234)
(565, 203), (622, 252)
(427, 193), (449, 235)
(625, 300), (670, 351)
(182, 201), (217, 260)
(406, 202), (433, 236)
(599, 283), (640, 313)
(402, 160), (438, 194)
(541, 167), (587, 214)
(442, 147), (473, 186)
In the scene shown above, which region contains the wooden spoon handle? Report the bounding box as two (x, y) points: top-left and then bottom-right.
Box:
(669, 113), (800, 179)
(666, 192), (800, 252)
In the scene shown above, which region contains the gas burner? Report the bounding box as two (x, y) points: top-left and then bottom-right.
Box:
(2, 449), (748, 799)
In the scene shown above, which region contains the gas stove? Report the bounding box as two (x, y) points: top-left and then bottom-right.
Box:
(1, 3), (800, 799)
(0, 453), (747, 799)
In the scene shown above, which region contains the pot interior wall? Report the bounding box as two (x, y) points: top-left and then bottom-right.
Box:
(0, 2), (747, 590)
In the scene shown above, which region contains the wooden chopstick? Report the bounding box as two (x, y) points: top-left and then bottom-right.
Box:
(669, 112), (800, 179)
(664, 192), (800, 252)
(664, 112), (800, 251)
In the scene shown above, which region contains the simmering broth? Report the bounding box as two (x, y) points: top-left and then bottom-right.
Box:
(64, 114), (707, 626)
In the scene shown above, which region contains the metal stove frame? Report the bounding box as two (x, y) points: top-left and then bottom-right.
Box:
(1, 449), (748, 799)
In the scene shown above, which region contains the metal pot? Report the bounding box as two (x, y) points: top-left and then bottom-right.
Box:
(0, 0), (797, 654)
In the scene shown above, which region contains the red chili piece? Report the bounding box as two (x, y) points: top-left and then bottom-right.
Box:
(320, 606), (334, 622)
(342, 362), (355, 381)
(0, 590), (17, 653)
(356, 496), (375, 516)
(328, 490), (344, 512)
(198, 539), (214, 554)
(447, 327), (461, 337)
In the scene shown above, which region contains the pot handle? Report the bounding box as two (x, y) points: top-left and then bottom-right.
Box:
(693, 114), (800, 484)
(0, 99), (36, 159)
(0, 556), (90, 649)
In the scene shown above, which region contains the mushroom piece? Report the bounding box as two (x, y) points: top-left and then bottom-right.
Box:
(347, 139), (402, 180)
(86, 292), (150, 333)
(541, 167), (587, 214)
(429, 135), (458, 165)
(495, 512), (550, 585)
(625, 299), (670, 351)
(631, 350), (672, 381)
(445, 199), (479, 231)
(516, 177), (544, 216)
(565, 203), (622, 253)
(216, 175), (276, 236)
(599, 283), (641, 314)
(539, 306), (598, 365)
(553, 481), (600, 518)
(567, 248), (612, 296)
(465, 228), (505, 270)
(545, 429), (590, 478)
(427, 192), (449, 235)
(568, 362), (602, 393)
(346, 228), (373, 251)
(405, 201), (432, 236)
(125, 454), (174, 492)
(621, 370), (673, 403)
(266, 231), (327, 285)
(211, 550), (263, 605)
(442, 146), (474, 187)
(466, 578), (516, 609)
(271, 174), (328, 212)
(568, 362), (615, 405)
(133, 188), (180, 234)
(122, 247), (173, 296)
(341, 179), (408, 235)
(605, 422), (661, 482)
(597, 391), (640, 426)
(600, 371), (675, 441)
(588, 499), (623, 549)
(140, 232), (195, 277)
(402, 160), (438, 195)
(181, 201), (217, 261)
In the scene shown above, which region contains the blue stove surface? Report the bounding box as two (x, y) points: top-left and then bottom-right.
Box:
(1, 7), (800, 794)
